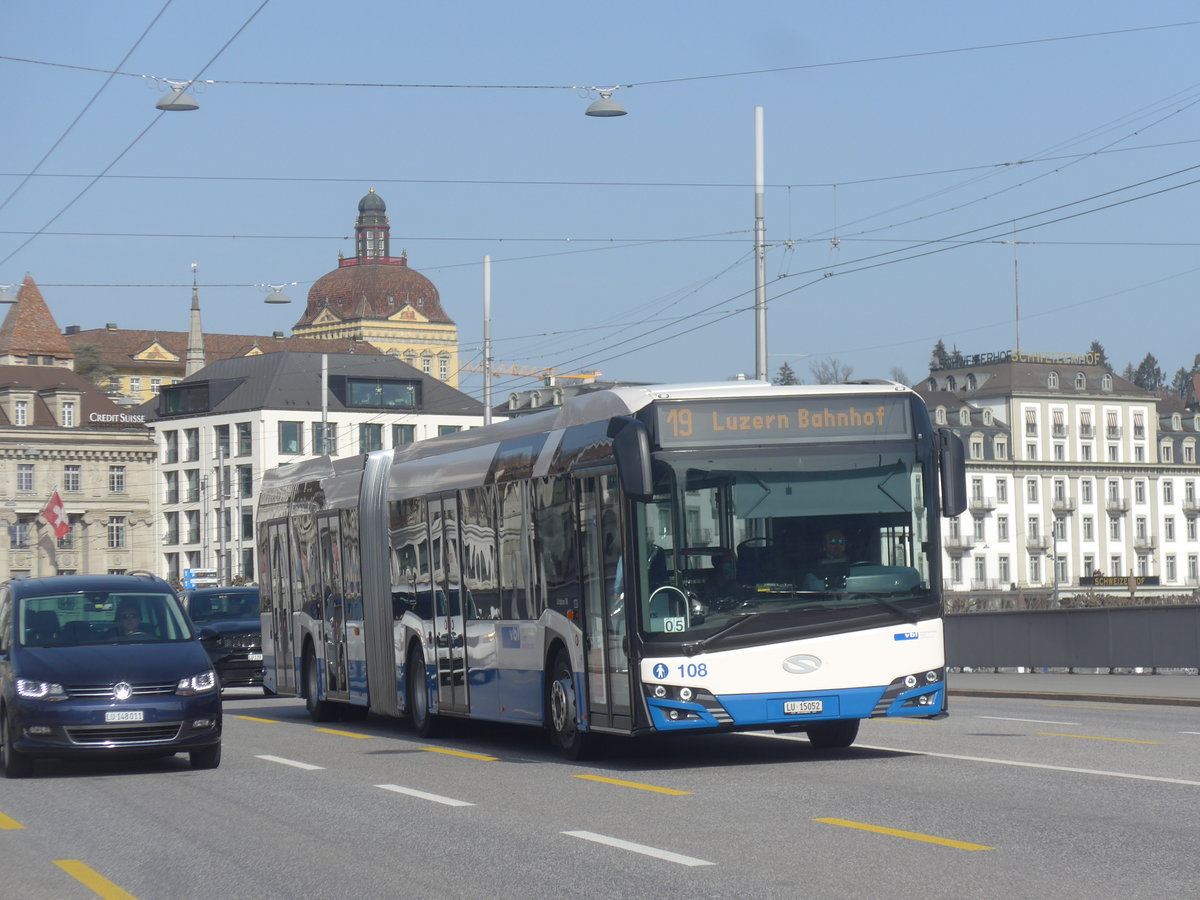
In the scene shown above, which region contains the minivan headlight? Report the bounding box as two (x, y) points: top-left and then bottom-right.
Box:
(16, 679), (67, 700)
(176, 670), (218, 695)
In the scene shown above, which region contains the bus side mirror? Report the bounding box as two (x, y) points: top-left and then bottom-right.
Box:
(938, 428), (967, 517)
(607, 416), (653, 501)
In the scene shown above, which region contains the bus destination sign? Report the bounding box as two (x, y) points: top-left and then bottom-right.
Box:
(654, 395), (912, 448)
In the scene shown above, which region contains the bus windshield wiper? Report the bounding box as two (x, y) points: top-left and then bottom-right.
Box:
(843, 592), (922, 624)
(682, 613), (756, 656)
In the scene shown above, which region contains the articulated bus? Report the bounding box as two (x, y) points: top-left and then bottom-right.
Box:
(256, 381), (966, 757)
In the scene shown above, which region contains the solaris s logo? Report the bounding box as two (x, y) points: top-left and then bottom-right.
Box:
(782, 654), (822, 675)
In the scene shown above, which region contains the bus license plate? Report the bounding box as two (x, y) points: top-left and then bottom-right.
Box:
(784, 700), (823, 715)
(105, 710), (144, 723)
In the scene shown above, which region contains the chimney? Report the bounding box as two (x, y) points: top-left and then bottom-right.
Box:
(65, 325), (80, 335)
(106, 323), (118, 331)
(273, 331), (284, 340)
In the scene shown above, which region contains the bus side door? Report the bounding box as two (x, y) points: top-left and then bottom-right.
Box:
(429, 494), (469, 715)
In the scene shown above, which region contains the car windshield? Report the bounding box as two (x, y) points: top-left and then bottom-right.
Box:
(187, 591), (260, 623)
(18, 591), (194, 647)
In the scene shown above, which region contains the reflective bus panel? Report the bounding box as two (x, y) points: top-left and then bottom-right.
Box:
(257, 382), (965, 757)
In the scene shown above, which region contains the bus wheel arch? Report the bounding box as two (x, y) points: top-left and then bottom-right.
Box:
(806, 718), (860, 749)
(545, 644), (588, 759)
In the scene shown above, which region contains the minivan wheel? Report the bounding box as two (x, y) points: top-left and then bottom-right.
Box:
(189, 743), (221, 770)
(1, 709), (34, 778)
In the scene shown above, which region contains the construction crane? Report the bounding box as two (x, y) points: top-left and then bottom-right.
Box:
(459, 363), (602, 386)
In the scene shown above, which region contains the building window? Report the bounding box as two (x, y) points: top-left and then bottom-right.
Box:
(1135, 516), (1148, 540)
(215, 424), (231, 457)
(950, 558), (961, 584)
(242, 506), (254, 541)
(359, 423), (383, 453)
(1165, 517), (1175, 541)
(1162, 442), (1174, 463)
(1187, 481), (1197, 503)
(1107, 445), (1119, 462)
(1135, 480), (1146, 504)
(422, 354), (432, 375)
(63, 464), (81, 492)
(313, 422), (337, 455)
(1082, 516), (1093, 541)
(973, 517), (985, 542)
(1166, 555), (1177, 582)
(1102, 374), (1113, 391)
(1186, 444), (1196, 464)
(1110, 517), (1121, 540)
(1027, 443), (1038, 460)
(109, 465), (126, 493)
(971, 477), (983, 501)
(1165, 481), (1174, 504)
(997, 479), (1008, 503)
(185, 469), (199, 502)
(129, 377), (142, 393)
(279, 421), (303, 455)
(1135, 446), (1145, 462)
(164, 511), (179, 544)
(1054, 443), (1065, 461)
(1047, 371), (1059, 389)
(150, 378), (161, 394)
(1081, 479), (1092, 504)
(16, 463), (33, 492)
(1027, 479), (1038, 502)
(994, 438), (1007, 460)
(61, 401), (75, 427)
(393, 424), (415, 446)
(997, 516), (1009, 541)
(184, 428), (199, 461)
(237, 422), (252, 456)
(1137, 555), (1149, 577)
(107, 516), (127, 549)
(186, 510), (200, 544)
(1025, 410), (1038, 436)
(970, 439), (983, 459)
(1190, 555), (1199, 583)
(934, 407), (946, 425)
(439, 355), (450, 380)
(1027, 516), (1040, 540)
(1081, 443), (1092, 462)
(1189, 518), (1197, 542)
(1029, 555), (1041, 584)
(238, 465), (253, 499)
(164, 470), (179, 504)
(164, 430), (178, 463)
(1075, 372), (1086, 390)
(983, 409), (993, 425)
(1053, 517), (1066, 541)
(998, 556), (1010, 584)
(974, 556), (986, 584)
(438, 425), (462, 436)
(1083, 554), (1094, 576)
(960, 408), (971, 426)
(1110, 555), (1122, 577)
(1108, 480), (1121, 503)
(14, 400), (28, 426)
(57, 516), (78, 550)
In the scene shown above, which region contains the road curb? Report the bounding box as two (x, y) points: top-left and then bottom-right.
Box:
(949, 688), (1200, 708)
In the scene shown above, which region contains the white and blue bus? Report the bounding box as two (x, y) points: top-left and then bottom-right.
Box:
(256, 381), (966, 757)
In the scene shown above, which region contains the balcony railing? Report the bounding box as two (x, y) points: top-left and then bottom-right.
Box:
(969, 495), (997, 511)
(944, 534), (976, 553)
(1105, 496), (1130, 513)
(1051, 496), (1077, 512)
(1079, 425), (1095, 437)
(1025, 535), (1051, 550)
(1182, 498), (1200, 514)
(1133, 535), (1157, 551)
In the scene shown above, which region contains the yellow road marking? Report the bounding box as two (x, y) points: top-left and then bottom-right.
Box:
(313, 728), (372, 739)
(421, 747), (498, 761)
(1036, 732), (1160, 744)
(0, 811), (24, 830)
(572, 774), (691, 795)
(54, 860), (139, 900)
(230, 715), (281, 724)
(814, 818), (994, 851)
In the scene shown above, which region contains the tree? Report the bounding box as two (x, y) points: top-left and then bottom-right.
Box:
(930, 340), (950, 370)
(1088, 340), (1110, 371)
(1131, 353), (1165, 392)
(810, 357), (853, 384)
(1121, 362), (1137, 383)
(888, 365), (910, 385)
(1171, 367), (1193, 400)
(72, 343), (115, 387)
(773, 362), (801, 385)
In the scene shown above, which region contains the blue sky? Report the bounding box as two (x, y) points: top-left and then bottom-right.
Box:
(2, 2), (1198, 399)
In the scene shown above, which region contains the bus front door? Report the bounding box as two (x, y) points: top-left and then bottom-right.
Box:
(429, 494), (469, 715)
(318, 513), (349, 701)
(579, 474), (633, 732)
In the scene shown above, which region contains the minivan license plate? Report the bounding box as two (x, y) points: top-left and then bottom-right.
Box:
(105, 710), (144, 723)
(783, 700), (823, 715)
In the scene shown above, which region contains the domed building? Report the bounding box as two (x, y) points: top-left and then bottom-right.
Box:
(292, 189), (460, 386)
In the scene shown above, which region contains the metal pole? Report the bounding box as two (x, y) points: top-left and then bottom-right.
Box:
(321, 354), (328, 454)
(217, 444), (227, 584)
(1052, 527), (1058, 607)
(754, 106), (768, 382)
(483, 255), (493, 426)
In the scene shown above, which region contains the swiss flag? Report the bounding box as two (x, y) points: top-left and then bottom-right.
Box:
(41, 491), (70, 540)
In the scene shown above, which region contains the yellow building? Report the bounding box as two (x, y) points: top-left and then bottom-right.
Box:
(292, 189), (460, 387)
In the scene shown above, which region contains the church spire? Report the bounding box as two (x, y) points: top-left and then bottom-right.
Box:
(185, 264), (206, 376)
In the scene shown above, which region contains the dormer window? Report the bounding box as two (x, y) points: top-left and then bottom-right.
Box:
(959, 408), (971, 426)
(935, 407), (947, 425)
(1047, 371), (1059, 389)
(946, 376), (956, 391)
(14, 399), (28, 426)
(61, 401), (75, 428)
(982, 409), (993, 426)
(966, 373), (977, 390)
(927, 378), (937, 391)
(1075, 372), (1086, 390)
(1102, 374), (1113, 391)
(1173, 414), (1182, 430)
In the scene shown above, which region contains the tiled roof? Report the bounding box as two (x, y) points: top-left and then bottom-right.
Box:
(0, 364), (145, 429)
(63, 328), (384, 372)
(0, 275), (74, 358)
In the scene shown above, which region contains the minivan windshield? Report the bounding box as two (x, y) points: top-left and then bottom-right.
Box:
(18, 592), (194, 647)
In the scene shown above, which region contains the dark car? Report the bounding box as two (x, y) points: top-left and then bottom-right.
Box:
(183, 587), (264, 690)
(0, 573), (222, 778)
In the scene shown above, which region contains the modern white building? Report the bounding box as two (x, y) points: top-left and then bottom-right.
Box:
(143, 351), (490, 584)
(917, 351), (1200, 603)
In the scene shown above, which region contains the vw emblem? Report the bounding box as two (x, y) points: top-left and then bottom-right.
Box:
(113, 682), (133, 701)
(782, 654), (822, 675)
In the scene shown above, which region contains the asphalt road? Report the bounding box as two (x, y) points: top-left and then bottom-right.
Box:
(3, 686), (1199, 900)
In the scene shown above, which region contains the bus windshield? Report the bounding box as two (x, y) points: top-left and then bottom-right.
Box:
(631, 444), (935, 645)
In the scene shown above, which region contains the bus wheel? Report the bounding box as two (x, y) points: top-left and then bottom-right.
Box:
(303, 647), (339, 723)
(547, 649), (588, 760)
(408, 647), (439, 738)
(806, 719), (860, 749)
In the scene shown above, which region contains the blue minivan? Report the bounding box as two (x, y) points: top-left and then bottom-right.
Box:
(0, 573), (222, 777)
